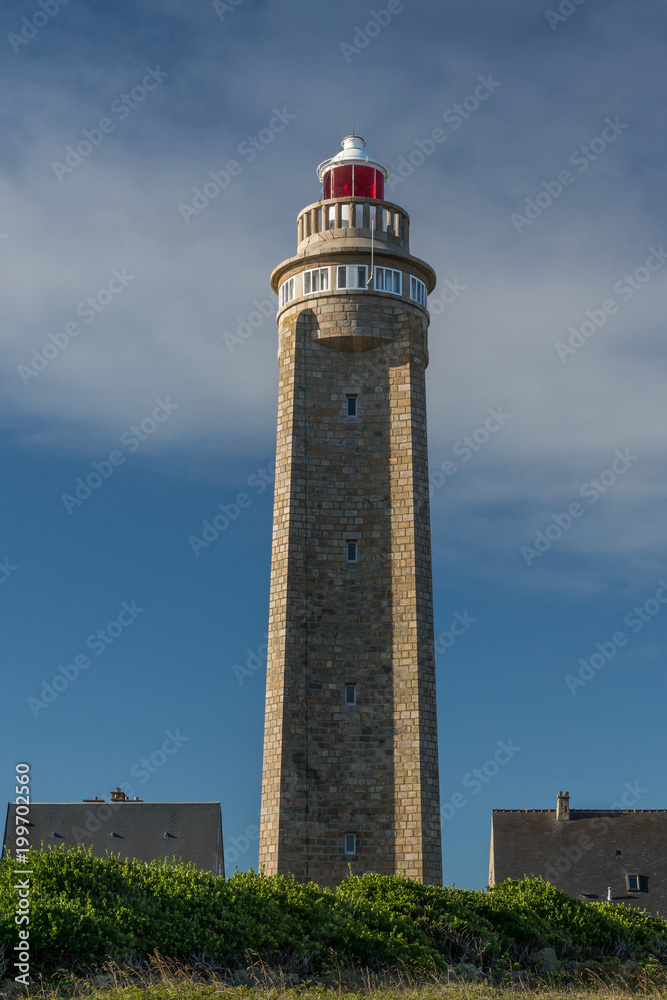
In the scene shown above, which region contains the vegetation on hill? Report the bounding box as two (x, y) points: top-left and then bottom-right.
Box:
(1, 847), (666, 980)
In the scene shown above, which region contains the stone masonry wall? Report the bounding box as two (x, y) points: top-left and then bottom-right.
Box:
(259, 283), (442, 887)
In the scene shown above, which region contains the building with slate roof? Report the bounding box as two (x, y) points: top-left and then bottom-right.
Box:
(490, 791), (667, 917)
(3, 788), (224, 875)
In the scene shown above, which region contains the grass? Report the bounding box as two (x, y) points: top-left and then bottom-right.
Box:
(3, 957), (667, 1000)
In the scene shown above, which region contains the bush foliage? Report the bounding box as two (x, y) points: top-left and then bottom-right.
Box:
(1, 847), (666, 974)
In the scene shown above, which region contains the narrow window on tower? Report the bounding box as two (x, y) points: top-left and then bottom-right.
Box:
(344, 833), (356, 855)
(279, 277), (295, 307)
(346, 395), (357, 417)
(410, 275), (427, 307)
(345, 684), (356, 705)
(346, 540), (358, 562)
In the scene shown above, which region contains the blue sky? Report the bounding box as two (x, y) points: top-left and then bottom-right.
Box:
(2, 0), (666, 889)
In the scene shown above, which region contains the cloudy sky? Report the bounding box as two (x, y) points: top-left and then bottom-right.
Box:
(2, 0), (666, 889)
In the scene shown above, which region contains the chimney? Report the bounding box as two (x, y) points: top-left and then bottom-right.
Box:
(556, 790), (570, 821)
(110, 787), (129, 802)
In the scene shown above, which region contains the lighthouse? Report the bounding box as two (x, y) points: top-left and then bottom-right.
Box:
(259, 135), (442, 887)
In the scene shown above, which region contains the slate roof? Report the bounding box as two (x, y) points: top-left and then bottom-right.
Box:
(3, 801), (224, 875)
(490, 808), (667, 917)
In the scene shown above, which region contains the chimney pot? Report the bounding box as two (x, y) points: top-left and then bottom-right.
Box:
(556, 790), (571, 821)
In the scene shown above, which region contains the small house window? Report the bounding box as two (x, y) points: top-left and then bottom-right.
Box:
(375, 267), (402, 295)
(344, 833), (356, 855)
(410, 275), (427, 307)
(345, 684), (356, 705)
(616, 850), (622, 857)
(627, 875), (649, 893)
(303, 267), (330, 294)
(346, 540), (358, 562)
(337, 265), (368, 290)
(279, 277), (295, 307)
(346, 395), (357, 417)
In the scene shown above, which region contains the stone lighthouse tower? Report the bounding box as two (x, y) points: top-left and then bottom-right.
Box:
(259, 135), (442, 887)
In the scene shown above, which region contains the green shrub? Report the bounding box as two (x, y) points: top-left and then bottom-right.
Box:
(1, 848), (666, 975)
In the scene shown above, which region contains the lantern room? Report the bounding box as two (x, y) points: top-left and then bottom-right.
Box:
(317, 135), (389, 201)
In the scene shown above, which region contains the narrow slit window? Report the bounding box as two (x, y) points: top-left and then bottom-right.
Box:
(344, 833), (356, 855)
(346, 540), (358, 562)
(345, 684), (356, 705)
(346, 395), (357, 417)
